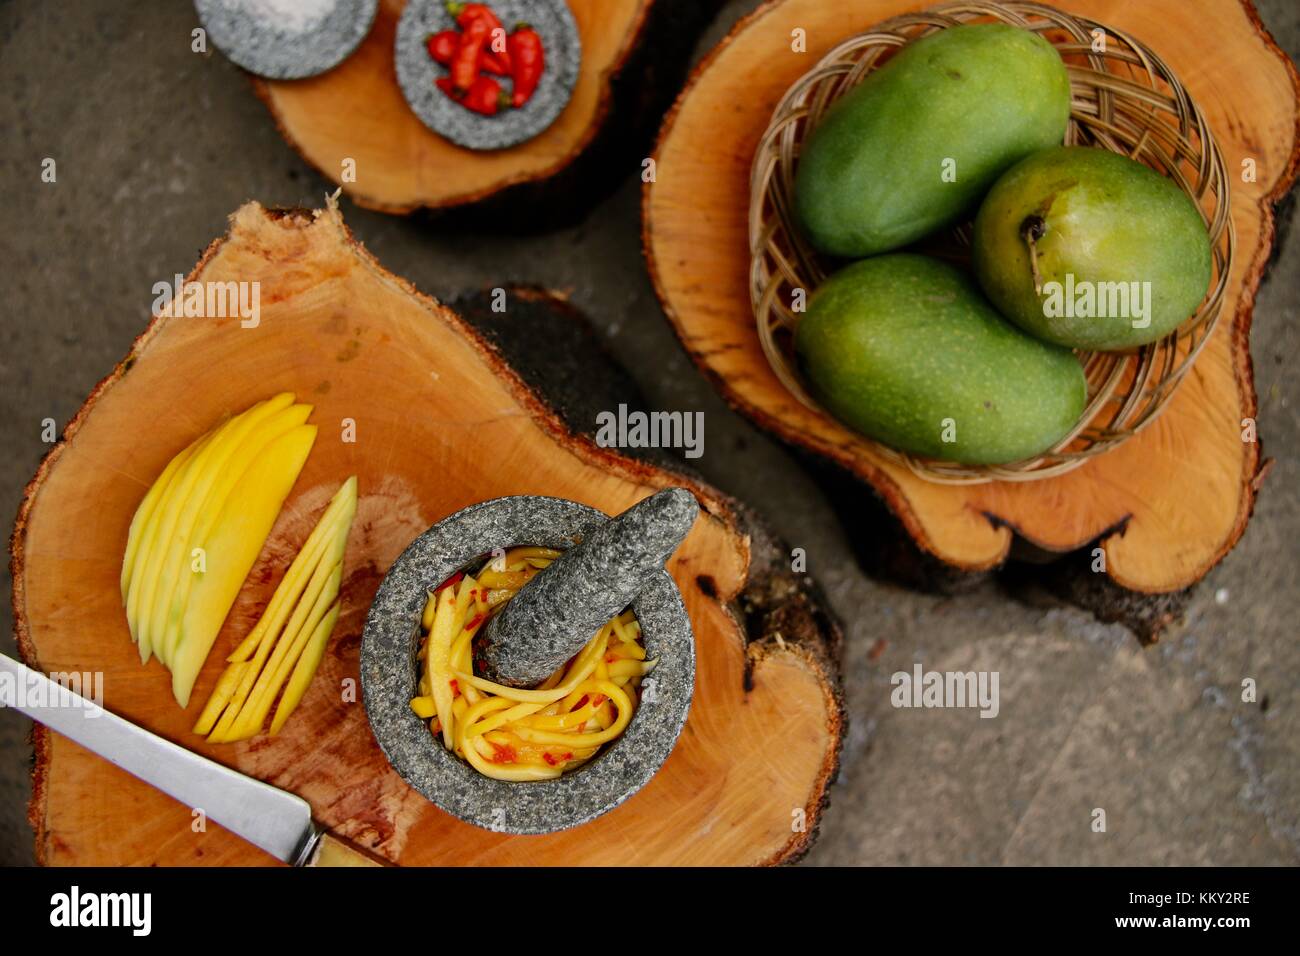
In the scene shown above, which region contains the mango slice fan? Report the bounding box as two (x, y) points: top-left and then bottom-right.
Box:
(120, 393), (317, 708)
(194, 476), (358, 741)
(410, 548), (657, 781)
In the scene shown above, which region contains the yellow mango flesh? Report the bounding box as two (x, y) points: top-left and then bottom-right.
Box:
(154, 401), (312, 666)
(169, 423), (317, 708)
(270, 600), (341, 736)
(204, 476), (356, 741)
(225, 476), (354, 664)
(231, 562), (342, 739)
(126, 393), (299, 665)
(121, 436), (201, 603)
(133, 399), (279, 662)
(126, 428), (221, 662)
(426, 587), (459, 749)
(191, 660), (251, 736)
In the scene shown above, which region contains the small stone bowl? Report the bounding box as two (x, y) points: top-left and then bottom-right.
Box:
(196, 0), (379, 80)
(394, 0), (581, 150)
(361, 496), (694, 834)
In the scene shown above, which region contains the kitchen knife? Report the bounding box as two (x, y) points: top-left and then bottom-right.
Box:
(0, 653), (383, 867)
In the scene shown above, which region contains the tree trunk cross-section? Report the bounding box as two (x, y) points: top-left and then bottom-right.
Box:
(10, 200), (842, 866)
(254, 0), (720, 226)
(643, 0), (1300, 637)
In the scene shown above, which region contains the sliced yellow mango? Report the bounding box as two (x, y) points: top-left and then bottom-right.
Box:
(225, 476), (356, 664)
(190, 660), (250, 736)
(169, 423), (317, 708)
(205, 477), (356, 741)
(155, 401), (312, 666)
(121, 436), (202, 603)
(149, 396), (302, 666)
(204, 552), (333, 741)
(133, 398), (278, 662)
(409, 695), (437, 719)
(126, 427), (221, 662)
(426, 586), (459, 749)
(230, 562), (342, 740)
(129, 394), (296, 665)
(270, 599), (341, 736)
(420, 592), (438, 631)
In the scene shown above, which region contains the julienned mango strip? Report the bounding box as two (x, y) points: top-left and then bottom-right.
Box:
(202, 477), (355, 742)
(505, 680), (634, 748)
(476, 569), (529, 590)
(606, 658), (657, 680)
(191, 660), (251, 736)
(409, 695), (437, 719)
(457, 698), (561, 782)
(463, 698), (546, 739)
(270, 599), (341, 736)
(226, 478), (355, 663)
(209, 525), (345, 741)
(425, 586), (460, 750)
(231, 562), (343, 739)
(451, 633), (604, 705)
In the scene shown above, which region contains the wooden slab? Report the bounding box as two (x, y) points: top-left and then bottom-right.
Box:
(255, 0), (717, 223)
(11, 201), (842, 865)
(643, 0), (1299, 633)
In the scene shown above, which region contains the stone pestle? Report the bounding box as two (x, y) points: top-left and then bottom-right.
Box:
(473, 487), (699, 687)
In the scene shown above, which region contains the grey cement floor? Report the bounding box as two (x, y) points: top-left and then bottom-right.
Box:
(1, 1), (1297, 867)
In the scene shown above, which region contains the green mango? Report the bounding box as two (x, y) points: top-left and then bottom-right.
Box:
(795, 254), (1087, 465)
(793, 23), (1070, 258)
(972, 146), (1213, 350)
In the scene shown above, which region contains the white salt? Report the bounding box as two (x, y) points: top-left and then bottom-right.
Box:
(233, 0), (339, 34)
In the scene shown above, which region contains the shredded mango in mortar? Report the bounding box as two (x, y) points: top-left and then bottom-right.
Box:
(409, 547), (657, 781)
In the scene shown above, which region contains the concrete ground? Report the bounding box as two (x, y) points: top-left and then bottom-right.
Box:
(1, 1), (1296, 866)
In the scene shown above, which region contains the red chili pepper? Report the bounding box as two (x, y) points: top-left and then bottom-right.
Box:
(433, 571), (465, 593)
(465, 613), (486, 631)
(449, 14), (491, 92)
(480, 48), (510, 76)
(437, 75), (510, 116)
(447, 2), (512, 71)
(507, 24), (544, 108)
(426, 30), (459, 65)
(464, 75), (512, 115)
(447, 2), (501, 31)
(429, 29), (507, 75)
(489, 743), (517, 764)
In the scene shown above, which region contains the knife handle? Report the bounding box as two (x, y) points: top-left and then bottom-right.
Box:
(306, 832), (390, 867)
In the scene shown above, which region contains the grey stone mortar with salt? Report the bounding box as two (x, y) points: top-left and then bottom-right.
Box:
(195, 0), (379, 80)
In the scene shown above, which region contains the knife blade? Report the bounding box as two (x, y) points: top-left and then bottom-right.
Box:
(0, 652), (340, 866)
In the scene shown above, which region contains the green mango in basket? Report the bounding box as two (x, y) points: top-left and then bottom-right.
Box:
(972, 146), (1214, 351)
(793, 23), (1070, 258)
(795, 254), (1087, 465)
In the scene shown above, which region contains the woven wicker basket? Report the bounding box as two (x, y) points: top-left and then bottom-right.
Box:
(749, 0), (1233, 484)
